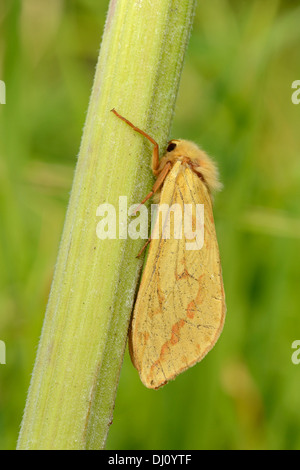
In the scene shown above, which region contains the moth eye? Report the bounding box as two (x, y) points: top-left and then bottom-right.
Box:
(167, 142), (177, 152)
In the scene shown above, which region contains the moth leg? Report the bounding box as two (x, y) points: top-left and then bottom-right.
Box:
(111, 108), (160, 173)
(136, 237), (151, 258)
(135, 162), (172, 257)
(111, 109), (172, 257)
(132, 161), (172, 215)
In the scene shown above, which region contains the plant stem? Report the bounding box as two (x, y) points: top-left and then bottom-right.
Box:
(17, 0), (196, 450)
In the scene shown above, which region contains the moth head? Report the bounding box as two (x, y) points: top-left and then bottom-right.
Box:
(165, 139), (222, 193)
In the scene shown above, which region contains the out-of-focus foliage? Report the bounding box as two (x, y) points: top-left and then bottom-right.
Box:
(0, 0), (300, 450)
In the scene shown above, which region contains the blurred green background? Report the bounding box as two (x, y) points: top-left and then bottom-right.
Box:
(1, 0), (300, 450)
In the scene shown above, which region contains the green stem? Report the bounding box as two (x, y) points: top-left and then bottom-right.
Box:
(17, 0), (196, 450)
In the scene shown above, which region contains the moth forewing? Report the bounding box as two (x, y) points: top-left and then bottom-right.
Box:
(129, 163), (226, 389)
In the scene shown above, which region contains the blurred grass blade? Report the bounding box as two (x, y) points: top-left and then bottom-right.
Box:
(17, 0), (196, 450)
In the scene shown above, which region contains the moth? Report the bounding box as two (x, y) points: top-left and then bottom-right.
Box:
(112, 109), (226, 389)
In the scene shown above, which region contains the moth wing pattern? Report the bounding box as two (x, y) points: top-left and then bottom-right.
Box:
(129, 162), (226, 389)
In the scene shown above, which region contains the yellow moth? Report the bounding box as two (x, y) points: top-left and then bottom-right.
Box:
(112, 109), (226, 389)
